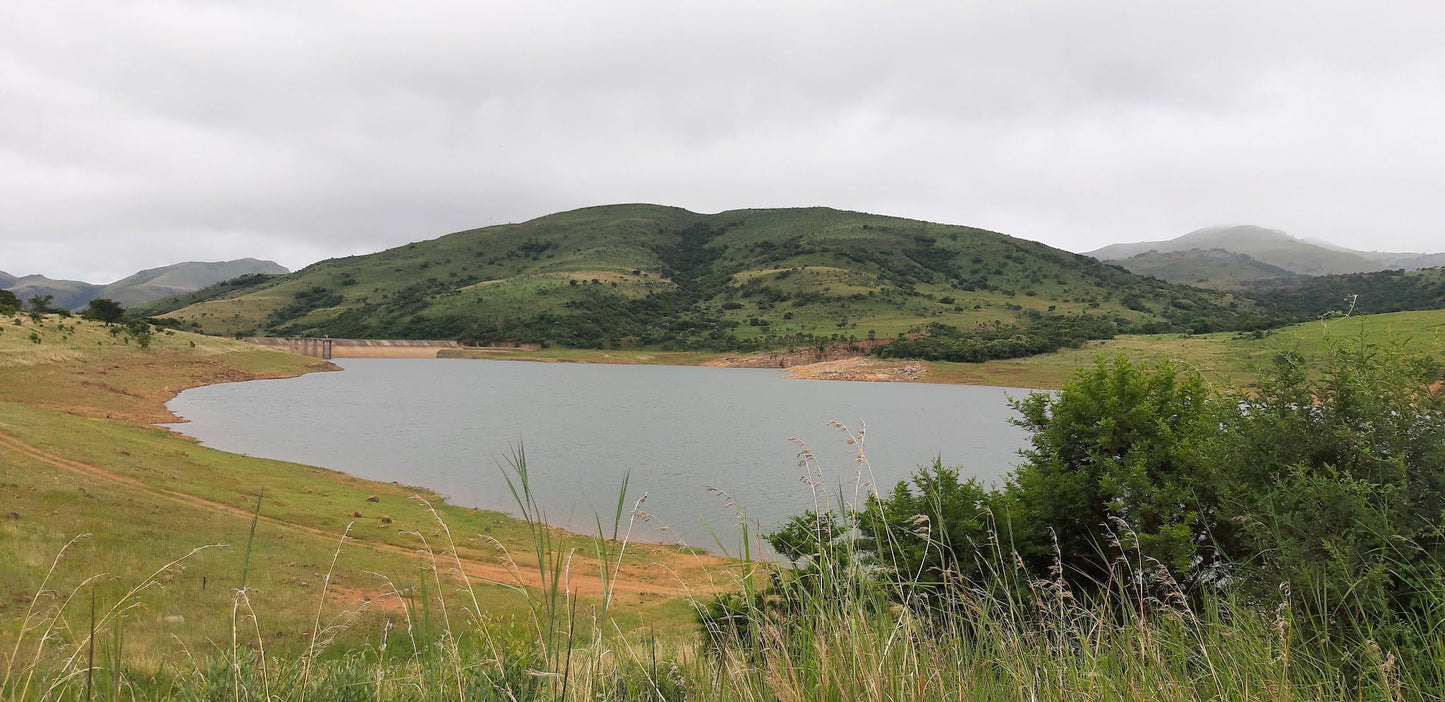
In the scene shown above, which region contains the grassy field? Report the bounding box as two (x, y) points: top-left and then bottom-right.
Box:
(922, 308), (1445, 389)
(0, 315), (728, 681)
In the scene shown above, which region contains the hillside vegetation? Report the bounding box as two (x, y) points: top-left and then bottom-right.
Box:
(150, 205), (1258, 350)
(1248, 266), (1445, 319)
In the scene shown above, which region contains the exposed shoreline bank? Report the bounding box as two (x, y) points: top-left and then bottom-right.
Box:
(437, 344), (1063, 388)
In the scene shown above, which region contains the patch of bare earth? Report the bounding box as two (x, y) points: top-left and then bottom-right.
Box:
(786, 357), (925, 382)
(704, 339), (891, 370)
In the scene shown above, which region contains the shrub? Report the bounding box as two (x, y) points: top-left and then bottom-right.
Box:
(1004, 356), (1219, 581)
(770, 342), (1445, 678)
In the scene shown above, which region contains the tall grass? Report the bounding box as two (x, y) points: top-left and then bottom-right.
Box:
(3, 445), (1440, 701)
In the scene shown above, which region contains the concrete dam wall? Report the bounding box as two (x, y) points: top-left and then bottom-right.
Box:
(243, 337), (462, 359)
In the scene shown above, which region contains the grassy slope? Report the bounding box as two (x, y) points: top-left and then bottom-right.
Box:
(0, 315), (723, 669)
(154, 204), (1242, 344)
(923, 308), (1445, 389)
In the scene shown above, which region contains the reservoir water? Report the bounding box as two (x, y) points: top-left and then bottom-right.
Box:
(164, 359), (1034, 553)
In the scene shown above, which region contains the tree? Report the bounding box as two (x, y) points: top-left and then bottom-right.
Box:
(1215, 343), (1445, 640)
(1002, 355), (1220, 581)
(82, 298), (126, 324)
(26, 294), (58, 314)
(855, 461), (993, 596)
(0, 289), (18, 315)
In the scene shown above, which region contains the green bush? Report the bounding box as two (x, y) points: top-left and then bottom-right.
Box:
(1003, 356), (1220, 582)
(769, 343), (1445, 680)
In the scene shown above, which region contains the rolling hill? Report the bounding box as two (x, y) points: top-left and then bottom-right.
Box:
(151, 204), (1261, 350)
(2, 259), (287, 310)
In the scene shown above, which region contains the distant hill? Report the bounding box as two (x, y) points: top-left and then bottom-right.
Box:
(97, 259), (287, 307)
(1088, 225), (1389, 277)
(3, 274), (101, 310)
(153, 204), (1261, 350)
(1111, 249), (1300, 290)
(2, 259), (288, 310)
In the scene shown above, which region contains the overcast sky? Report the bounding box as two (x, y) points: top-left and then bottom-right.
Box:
(3, 2), (1443, 283)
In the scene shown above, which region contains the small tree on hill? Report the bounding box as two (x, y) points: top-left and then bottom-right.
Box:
(82, 297), (127, 324)
(26, 294), (58, 314)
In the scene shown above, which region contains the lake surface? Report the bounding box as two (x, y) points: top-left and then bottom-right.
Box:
(164, 359), (1034, 554)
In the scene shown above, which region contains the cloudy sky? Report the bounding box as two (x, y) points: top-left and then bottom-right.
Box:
(3, 2), (1443, 283)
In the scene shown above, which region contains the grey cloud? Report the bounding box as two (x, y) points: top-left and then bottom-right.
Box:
(2, 1), (1443, 282)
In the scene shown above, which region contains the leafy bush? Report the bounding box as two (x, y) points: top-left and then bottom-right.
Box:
(1004, 356), (1219, 582)
(768, 343), (1445, 680)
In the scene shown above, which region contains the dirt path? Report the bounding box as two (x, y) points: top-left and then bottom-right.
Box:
(0, 432), (727, 599)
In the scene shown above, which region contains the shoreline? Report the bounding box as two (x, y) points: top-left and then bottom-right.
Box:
(155, 352), (718, 554)
(436, 344), (1068, 389)
(0, 317), (729, 637)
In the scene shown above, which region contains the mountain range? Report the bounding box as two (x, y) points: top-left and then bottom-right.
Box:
(1, 259), (289, 310)
(1088, 225), (1445, 288)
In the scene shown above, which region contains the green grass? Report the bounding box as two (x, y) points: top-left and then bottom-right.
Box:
(920, 308), (1445, 389)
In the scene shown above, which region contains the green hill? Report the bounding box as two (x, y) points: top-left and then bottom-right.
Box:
(155, 205), (1259, 350)
(1110, 248), (1300, 289)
